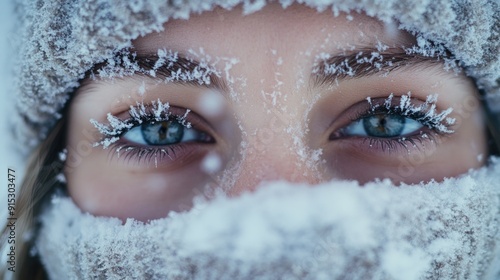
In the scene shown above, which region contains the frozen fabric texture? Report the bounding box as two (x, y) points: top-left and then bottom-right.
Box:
(13, 0), (500, 153)
(36, 158), (500, 280)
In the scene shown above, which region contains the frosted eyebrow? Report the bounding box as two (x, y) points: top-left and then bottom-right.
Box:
(88, 52), (229, 93)
(133, 53), (229, 92)
(311, 48), (448, 87)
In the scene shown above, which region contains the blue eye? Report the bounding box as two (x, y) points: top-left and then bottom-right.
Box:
(344, 113), (423, 138)
(123, 119), (210, 146)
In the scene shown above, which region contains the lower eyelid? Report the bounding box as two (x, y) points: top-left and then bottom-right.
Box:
(107, 141), (213, 169)
(330, 130), (439, 155)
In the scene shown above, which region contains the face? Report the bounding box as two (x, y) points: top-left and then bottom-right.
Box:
(64, 4), (487, 221)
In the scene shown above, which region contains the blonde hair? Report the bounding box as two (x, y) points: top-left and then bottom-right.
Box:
(1, 119), (66, 280)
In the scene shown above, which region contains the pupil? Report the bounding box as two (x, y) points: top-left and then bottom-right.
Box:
(363, 114), (405, 138)
(141, 120), (184, 145)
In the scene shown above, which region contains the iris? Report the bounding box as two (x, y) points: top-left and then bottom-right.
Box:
(141, 120), (184, 145)
(362, 114), (405, 138)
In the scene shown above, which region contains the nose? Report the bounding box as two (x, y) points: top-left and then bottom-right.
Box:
(226, 142), (322, 196)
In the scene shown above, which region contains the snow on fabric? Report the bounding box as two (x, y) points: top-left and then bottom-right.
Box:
(13, 0), (500, 154)
(36, 158), (500, 280)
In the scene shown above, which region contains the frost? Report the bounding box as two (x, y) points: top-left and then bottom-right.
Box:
(177, 109), (192, 129)
(36, 157), (500, 279)
(371, 92), (455, 134)
(90, 99), (171, 148)
(313, 36), (459, 81)
(404, 36), (459, 73)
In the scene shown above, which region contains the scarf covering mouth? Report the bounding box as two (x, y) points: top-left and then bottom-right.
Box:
(13, 0), (500, 154)
(36, 158), (500, 280)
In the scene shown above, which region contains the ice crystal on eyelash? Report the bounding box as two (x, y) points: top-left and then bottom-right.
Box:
(366, 97), (373, 107)
(90, 113), (134, 139)
(177, 109), (192, 128)
(370, 92), (455, 134)
(90, 99), (171, 149)
(152, 99), (170, 121)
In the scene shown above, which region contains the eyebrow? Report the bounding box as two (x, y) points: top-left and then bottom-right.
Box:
(311, 47), (450, 88)
(88, 47), (450, 94)
(90, 52), (229, 93)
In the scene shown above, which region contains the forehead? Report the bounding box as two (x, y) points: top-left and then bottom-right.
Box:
(132, 4), (415, 57)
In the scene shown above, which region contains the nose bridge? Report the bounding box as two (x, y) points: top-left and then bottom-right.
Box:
(227, 132), (320, 196)
(224, 42), (318, 196)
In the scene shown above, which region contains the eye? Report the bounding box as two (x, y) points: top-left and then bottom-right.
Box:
(123, 119), (212, 146)
(343, 113), (423, 138)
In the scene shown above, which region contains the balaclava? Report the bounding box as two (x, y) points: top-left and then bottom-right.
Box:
(12, 0), (500, 279)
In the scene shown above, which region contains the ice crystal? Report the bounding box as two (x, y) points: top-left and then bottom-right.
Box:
(371, 92), (455, 134)
(90, 99), (171, 149)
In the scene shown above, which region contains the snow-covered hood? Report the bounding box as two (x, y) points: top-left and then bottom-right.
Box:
(36, 158), (500, 279)
(13, 0), (500, 153)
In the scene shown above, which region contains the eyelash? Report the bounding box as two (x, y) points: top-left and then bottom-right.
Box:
(330, 94), (455, 152)
(345, 109), (440, 151)
(91, 100), (214, 167)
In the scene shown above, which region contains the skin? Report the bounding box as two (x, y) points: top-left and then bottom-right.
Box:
(65, 4), (487, 221)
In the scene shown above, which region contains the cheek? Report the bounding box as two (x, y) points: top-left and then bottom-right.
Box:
(65, 148), (216, 221)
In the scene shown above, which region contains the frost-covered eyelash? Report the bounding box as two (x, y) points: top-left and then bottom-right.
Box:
(364, 93), (455, 134)
(90, 99), (191, 149)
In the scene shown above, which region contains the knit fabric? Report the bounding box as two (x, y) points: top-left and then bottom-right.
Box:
(13, 0), (499, 152)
